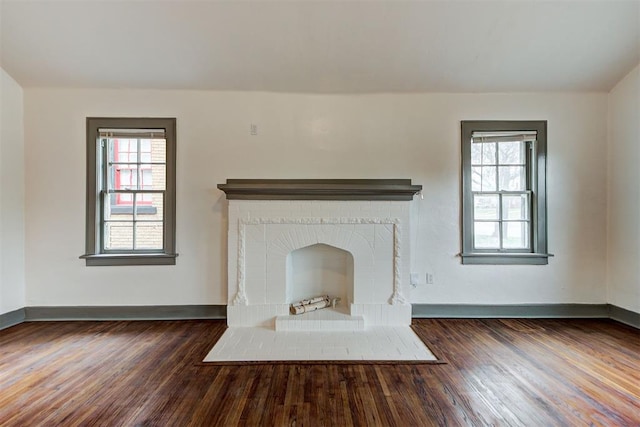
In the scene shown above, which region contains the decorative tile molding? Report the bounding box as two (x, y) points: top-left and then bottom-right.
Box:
(232, 217), (406, 307)
(232, 221), (248, 306)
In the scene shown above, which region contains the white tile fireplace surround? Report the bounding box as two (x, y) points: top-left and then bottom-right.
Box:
(207, 179), (435, 362)
(218, 180), (422, 330)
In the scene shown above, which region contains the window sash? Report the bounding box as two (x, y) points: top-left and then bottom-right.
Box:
(100, 190), (165, 253)
(98, 133), (167, 253)
(472, 191), (532, 251)
(470, 138), (534, 252)
(470, 136), (534, 251)
(99, 142), (165, 253)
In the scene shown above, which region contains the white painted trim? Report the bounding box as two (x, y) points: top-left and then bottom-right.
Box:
(232, 217), (406, 307)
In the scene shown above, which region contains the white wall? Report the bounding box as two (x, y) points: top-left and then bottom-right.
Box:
(607, 64), (640, 314)
(0, 68), (26, 315)
(24, 89), (608, 307)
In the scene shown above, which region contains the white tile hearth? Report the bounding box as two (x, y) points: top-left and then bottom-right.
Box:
(275, 307), (364, 331)
(203, 326), (437, 362)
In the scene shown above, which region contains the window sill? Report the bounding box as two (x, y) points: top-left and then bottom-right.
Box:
(460, 252), (551, 265)
(80, 253), (178, 266)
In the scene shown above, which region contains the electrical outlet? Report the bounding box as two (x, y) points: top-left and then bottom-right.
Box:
(250, 123), (258, 136)
(426, 273), (434, 285)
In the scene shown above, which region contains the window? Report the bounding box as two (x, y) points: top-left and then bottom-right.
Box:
(461, 120), (548, 265)
(82, 118), (177, 266)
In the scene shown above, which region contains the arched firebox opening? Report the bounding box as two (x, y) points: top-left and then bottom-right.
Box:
(286, 243), (354, 312)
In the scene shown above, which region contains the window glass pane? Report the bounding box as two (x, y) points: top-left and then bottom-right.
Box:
(481, 142), (496, 165)
(140, 139), (152, 162)
(123, 168), (138, 189)
(502, 222), (530, 249)
(116, 138), (137, 163)
(141, 169), (153, 188)
(482, 166), (497, 191)
(117, 191), (134, 204)
(135, 222), (164, 250)
(151, 139), (167, 163)
(140, 139), (151, 151)
(104, 197), (132, 220)
(109, 165), (140, 192)
(472, 167), (482, 191)
(133, 191), (151, 206)
(473, 194), (499, 220)
(137, 164), (166, 191)
(502, 194), (529, 220)
(152, 164), (166, 191)
(471, 143), (482, 165)
(115, 139), (127, 155)
(498, 166), (525, 191)
(135, 193), (163, 219)
(474, 222), (500, 249)
(104, 222), (133, 250)
(472, 166), (498, 192)
(498, 141), (525, 165)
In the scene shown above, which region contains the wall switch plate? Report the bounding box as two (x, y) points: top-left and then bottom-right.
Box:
(426, 273), (434, 285)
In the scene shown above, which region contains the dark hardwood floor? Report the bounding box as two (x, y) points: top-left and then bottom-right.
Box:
(0, 318), (638, 426)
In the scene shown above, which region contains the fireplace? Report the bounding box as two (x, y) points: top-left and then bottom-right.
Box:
(217, 179), (422, 330)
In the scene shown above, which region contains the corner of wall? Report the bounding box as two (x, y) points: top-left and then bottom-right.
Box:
(0, 67), (27, 316)
(605, 63), (640, 315)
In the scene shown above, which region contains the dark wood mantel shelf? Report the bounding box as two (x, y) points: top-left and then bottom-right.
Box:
(217, 179), (422, 201)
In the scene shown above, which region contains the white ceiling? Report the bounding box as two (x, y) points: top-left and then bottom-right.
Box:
(1, 0), (639, 93)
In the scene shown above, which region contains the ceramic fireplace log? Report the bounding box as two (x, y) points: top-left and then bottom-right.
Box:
(290, 296), (333, 315)
(291, 295), (330, 309)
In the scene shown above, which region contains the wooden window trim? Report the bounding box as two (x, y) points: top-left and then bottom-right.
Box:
(82, 117), (177, 266)
(461, 120), (549, 265)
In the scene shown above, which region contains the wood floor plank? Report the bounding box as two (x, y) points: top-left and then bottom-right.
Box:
(0, 318), (638, 426)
